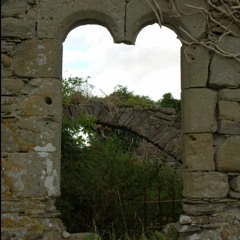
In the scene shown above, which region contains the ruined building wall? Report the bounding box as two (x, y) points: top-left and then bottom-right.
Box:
(1, 0), (240, 239)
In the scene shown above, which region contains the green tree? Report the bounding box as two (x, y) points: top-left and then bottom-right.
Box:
(56, 77), (183, 239)
(157, 93), (181, 120)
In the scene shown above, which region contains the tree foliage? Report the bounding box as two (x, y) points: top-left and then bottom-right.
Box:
(56, 77), (182, 239)
(157, 93), (181, 120)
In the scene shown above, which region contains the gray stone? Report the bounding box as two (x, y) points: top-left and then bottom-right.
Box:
(216, 136), (240, 172)
(230, 175), (240, 192)
(183, 203), (228, 216)
(1, 0), (240, 238)
(177, 0), (207, 39)
(218, 89), (240, 102)
(216, 35), (240, 56)
(19, 78), (62, 118)
(37, 0), (125, 42)
(228, 190), (240, 199)
(179, 214), (208, 225)
(182, 88), (217, 133)
(218, 120), (240, 135)
(180, 229), (222, 240)
(1, 18), (35, 39)
(13, 40), (62, 78)
(1, 78), (25, 95)
(183, 133), (215, 171)
(1, 0), (26, 17)
(181, 44), (209, 89)
(218, 100), (240, 122)
(209, 54), (240, 88)
(2, 152), (60, 197)
(183, 172), (229, 199)
(1, 123), (19, 152)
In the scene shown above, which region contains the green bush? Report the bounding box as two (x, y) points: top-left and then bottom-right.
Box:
(57, 77), (182, 239)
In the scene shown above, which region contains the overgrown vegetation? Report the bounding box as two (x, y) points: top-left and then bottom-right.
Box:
(56, 77), (183, 239)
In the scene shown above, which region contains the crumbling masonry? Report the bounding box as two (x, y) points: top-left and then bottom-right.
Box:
(1, 0), (240, 239)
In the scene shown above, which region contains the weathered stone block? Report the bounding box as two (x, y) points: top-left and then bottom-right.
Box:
(13, 40), (62, 78)
(1, 199), (56, 215)
(179, 214), (208, 225)
(218, 100), (240, 122)
(183, 172), (229, 198)
(177, 0), (207, 39)
(221, 223), (240, 240)
(19, 78), (62, 117)
(216, 35), (240, 56)
(183, 202), (228, 216)
(208, 207), (240, 223)
(1, 96), (19, 118)
(179, 229), (222, 240)
(230, 175), (240, 192)
(1, 18), (35, 39)
(209, 54), (240, 88)
(181, 45), (209, 89)
(228, 190), (240, 199)
(16, 116), (61, 152)
(183, 133), (215, 171)
(218, 89), (240, 102)
(1, 123), (19, 152)
(2, 152), (60, 197)
(1, 54), (12, 68)
(182, 88), (217, 133)
(125, 0), (171, 43)
(218, 120), (240, 135)
(1, 0), (26, 17)
(37, 0), (125, 42)
(216, 136), (240, 172)
(1, 78), (25, 95)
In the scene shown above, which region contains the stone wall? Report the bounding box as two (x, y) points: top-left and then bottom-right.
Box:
(1, 0), (240, 239)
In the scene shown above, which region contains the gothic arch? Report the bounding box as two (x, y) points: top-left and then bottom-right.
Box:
(1, 0), (239, 239)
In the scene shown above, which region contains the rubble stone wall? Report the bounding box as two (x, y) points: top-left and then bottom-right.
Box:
(1, 0), (239, 239)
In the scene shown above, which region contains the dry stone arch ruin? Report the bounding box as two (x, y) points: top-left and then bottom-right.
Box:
(1, 0), (240, 239)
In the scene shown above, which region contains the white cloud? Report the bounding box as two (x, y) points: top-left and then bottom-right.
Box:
(63, 24), (182, 101)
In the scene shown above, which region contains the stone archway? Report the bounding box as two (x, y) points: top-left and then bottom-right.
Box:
(1, 0), (240, 239)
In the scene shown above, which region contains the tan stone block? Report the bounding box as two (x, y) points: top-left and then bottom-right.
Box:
(183, 133), (215, 171)
(16, 117), (61, 152)
(19, 78), (62, 117)
(218, 120), (240, 135)
(182, 88), (217, 133)
(125, 0), (171, 43)
(216, 35), (240, 56)
(183, 172), (229, 198)
(37, 0), (125, 42)
(209, 54), (240, 88)
(230, 175), (240, 192)
(1, 78), (25, 95)
(183, 202), (227, 216)
(1, 0), (26, 17)
(181, 45), (210, 89)
(1, 18), (35, 39)
(179, 214), (208, 225)
(1, 123), (19, 152)
(2, 152), (60, 197)
(1, 54), (12, 68)
(175, 0), (207, 39)
(13, 40), (62, 78)
(218, 89), (240, 102)
(218, 100), (240, 122)
(216, 136), (240, 172)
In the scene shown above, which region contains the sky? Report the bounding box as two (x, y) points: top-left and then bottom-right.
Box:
(62, 23), (182, 101)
